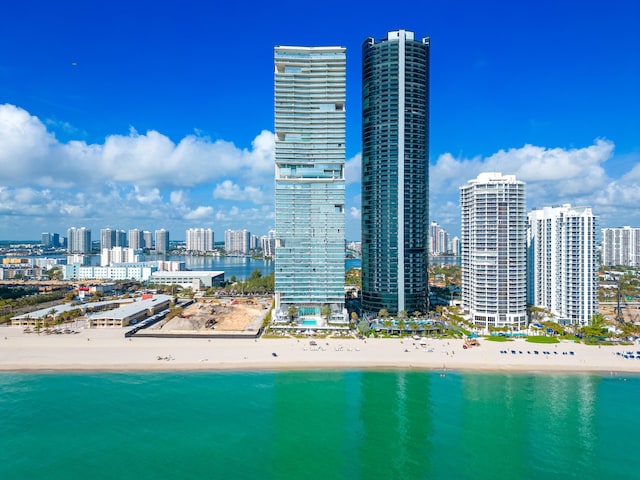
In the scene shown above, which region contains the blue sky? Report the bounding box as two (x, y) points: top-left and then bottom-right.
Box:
(0, 0), (638, 241)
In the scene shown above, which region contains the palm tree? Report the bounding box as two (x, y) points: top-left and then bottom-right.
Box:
(321, 304), (332, 323)
(287, 305), (298, 324)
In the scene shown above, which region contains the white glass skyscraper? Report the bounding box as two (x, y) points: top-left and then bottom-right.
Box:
(274, 45), (346, 323)
(460, 173), (527, 329)
(528, 204), (597, 326)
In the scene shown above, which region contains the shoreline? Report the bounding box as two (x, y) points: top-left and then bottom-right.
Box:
(1, 326), (639, 375)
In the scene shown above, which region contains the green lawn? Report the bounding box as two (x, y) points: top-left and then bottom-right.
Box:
(526, 336), (559, 344)
(485, 336), (512, 342)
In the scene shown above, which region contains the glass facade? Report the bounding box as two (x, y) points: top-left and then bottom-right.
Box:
(361, 30), (430, 316)
(274, 46), (346, 323)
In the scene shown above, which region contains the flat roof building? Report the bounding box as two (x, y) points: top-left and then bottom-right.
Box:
(149, 271), (224, 290)
(274, 45), (347, 324)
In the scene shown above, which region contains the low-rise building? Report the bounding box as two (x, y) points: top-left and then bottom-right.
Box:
(149, 271), (224, 290)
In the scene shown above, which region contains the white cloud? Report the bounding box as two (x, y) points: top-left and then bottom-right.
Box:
(0, 103), (280, 237)
(0, 104), (276, 189)
(429, 139), (626, 236)
(169, 190), (188, 207)
(213, 180), (242, 201)
(345, 153), (361, 185)
(214, 180), (266, 205)
(349, 206), (361, 219)
(431, 139), (614, 200)
(184, 206), (214, 220)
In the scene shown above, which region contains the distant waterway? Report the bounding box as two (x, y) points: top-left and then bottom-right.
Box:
(430, 255), (461, 266)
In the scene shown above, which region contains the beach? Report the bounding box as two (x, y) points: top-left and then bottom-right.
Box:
(1, 326), (639, 373)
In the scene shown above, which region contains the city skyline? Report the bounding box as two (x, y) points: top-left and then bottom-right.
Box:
(0, 0), (638, 240)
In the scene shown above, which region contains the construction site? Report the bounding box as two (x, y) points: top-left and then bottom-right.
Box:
(141, 296), (273, 338)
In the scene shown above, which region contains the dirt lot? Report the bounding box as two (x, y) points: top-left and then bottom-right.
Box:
(158, 297), (271, 333)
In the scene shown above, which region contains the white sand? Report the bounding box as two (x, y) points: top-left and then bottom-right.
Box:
(1, 326), (639, 374)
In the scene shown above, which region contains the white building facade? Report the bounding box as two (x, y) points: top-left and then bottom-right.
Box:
(186, 228), (215, 253)
(224, 229), (250, 255)
(67, 227), (92, 254)
(461, 173), (527, 330)
(155, 229), (169, 254)
(528, 205), (598, 326)
(601, 226), (640, 267)
(128, 229), (144, 250)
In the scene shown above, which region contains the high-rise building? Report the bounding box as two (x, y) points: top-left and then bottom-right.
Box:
(100, 228), (116, 251)
(460, 173), (527, 329)
(274, 45), (346, 323)
(41, 232), (60, 248)
(128, 229), (144, 250)
(186, 228), (214, 253)
(101, 246), (140, 266)
(361, 30), (430, 316)
(451, 236), (461, 257)
(67, 227), (92, 254)
(429, 221), (450, 255)
(115, 230), (127, 247)
(528, 204), (598, 326)
(99, 229), (126, 248)
(224, 229), (250, 255)
(601, 226), (640, 267)
(155, 229), (169, 254)
(261, 230), (276, 258)
(143, 231), (153, 249)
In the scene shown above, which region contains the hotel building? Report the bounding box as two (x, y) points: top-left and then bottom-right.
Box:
(273, 45), (346, 323)
(361, 30), (430, 316)
(528, 204), (597, 325)
(460, 173), (527, 329)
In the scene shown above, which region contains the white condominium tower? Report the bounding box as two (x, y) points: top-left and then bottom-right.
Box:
(67, 227), (92, 254)
(528, 205), (597, 326)
(601, 226), (640, 267)
(274, 45), (346, 323)
(460, 173), (527, 329)
(224, 229), (250, 255)
(155, 229), (169, 254)
(186, 228), (214, 253)
(127, 229), (144, 250)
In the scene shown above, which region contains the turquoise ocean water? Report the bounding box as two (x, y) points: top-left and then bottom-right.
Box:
(1, 371), (638, 480)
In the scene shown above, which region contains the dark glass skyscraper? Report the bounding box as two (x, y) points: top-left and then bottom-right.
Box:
(361, 30), (430, 316)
